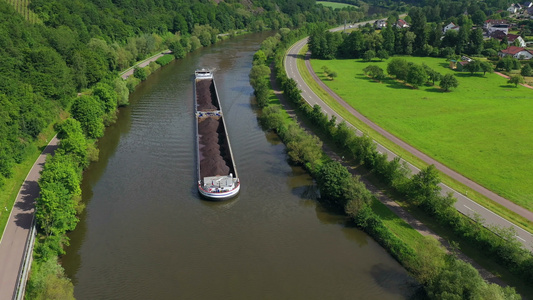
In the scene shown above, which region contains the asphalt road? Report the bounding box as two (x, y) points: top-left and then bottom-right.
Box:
(0, 136), (59, 300)
(285, 29), (533, 251)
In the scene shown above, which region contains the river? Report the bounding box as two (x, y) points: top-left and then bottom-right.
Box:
(62, 32), (417, 299)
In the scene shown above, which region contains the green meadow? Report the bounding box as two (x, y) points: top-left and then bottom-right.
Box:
(310, 57), (533, 210)
(316, 1), (357, 9)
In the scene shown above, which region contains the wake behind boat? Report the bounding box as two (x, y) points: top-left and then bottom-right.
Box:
(194, 69), (240, 200)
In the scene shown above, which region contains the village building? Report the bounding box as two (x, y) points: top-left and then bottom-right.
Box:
(449, 60), (471, 71)
(374, 19), (387, 29)
(507, 34), (527, 47)
(499, 46), (533, 59)
(490, 31), (527, 47)
(443, 22), (460, 33)
(395, 19), (409, 28)
(485, 19), (510, 34)
(507, 3), (522, 13)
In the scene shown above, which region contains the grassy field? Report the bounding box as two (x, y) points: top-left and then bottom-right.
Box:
(308, 56), (533, 211)
(316, 1), (357, 9)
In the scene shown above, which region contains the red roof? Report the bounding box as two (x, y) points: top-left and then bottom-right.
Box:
(485, 19), (509, 25)
(501, 46), (525, 55)
(507, 34), (521, 42)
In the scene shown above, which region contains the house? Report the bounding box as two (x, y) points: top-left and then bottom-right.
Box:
(374, 19), (387, 29)
(490, 30), (507, 40)
(443, 22), (460, 33)
(524, 1), (533, 8)
(396, 19), (409, 28)
(484, 19), (510, 34)
(507, 3), (522, 13)
(484, 20), (510, 34)
(499, 46), (533, 59)
(484, 19), (509, 29)
(507, 34), (527, 47)
(449, 60), (470, 71)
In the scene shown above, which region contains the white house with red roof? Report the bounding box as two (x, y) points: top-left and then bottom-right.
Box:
(507, 34), (527, 47)
(499, 46), (533, 59)
(396, 19), (409, 28)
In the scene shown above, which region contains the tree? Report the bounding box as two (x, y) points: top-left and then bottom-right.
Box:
(472, 10), (487, 26)
(440, 74), (459, 92)
(427, 255), (485, 299)
(403, 31), (416, 55)
(377, 49), (389, 61)
(253, 50), (267, 65)
(409, 7), (428, 51)
(363, 49), (376, 61)
(93, 82), (118, 113)
(169, 40), (185, 59)
(316, 161), (352, 207)
(133, 67), (147, 81)
(407, 165), (441, 205)
(469, 29), (484, 55)
(70, 96), (105, 139)
(423, 64), (442, 85)
(463, 61), (481, 75)
(363, 65), (385, 80)
(407, 64), (427, 88)
(508, 75), (525, 87)
(387, 58), (409, 80)
(381, 26), (395, 54)
(521, 63), (532, 76)
(479, 61), (493, 76)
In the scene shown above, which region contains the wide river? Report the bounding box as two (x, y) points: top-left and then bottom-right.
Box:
(62, 32), (416, 299)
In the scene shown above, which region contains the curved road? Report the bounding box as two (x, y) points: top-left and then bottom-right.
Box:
(285, 32), (533, 251)
(0, 136), (59, 299)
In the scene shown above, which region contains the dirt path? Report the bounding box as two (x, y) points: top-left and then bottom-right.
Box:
(0, 136), (59, 299)
(269, 63), (504, 285)
(494, 71), (533, 89)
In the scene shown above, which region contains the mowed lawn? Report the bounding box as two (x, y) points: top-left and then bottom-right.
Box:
(310, 57), (533, 210)
(316, 1), (357, 9)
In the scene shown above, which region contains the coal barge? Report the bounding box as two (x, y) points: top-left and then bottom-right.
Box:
(194, 69), (240, 200)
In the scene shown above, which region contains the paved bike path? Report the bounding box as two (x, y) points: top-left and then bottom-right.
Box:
(0, 136), (59, 300)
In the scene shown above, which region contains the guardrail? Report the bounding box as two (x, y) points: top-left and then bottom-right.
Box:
(13, 216), (37, 300)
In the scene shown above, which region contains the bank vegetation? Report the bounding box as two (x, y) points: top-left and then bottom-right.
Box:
(250, 25), (530, 299)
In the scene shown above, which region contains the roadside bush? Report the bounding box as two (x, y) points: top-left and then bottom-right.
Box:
(133, 67), (147, 80)
(156, 54), (173, 66)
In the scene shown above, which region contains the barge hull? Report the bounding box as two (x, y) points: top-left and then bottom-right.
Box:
(194, 69), (240, 201)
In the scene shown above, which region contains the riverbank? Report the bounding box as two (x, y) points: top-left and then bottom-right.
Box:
(253, 28), (526, 298)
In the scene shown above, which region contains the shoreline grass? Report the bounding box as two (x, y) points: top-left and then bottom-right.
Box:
(295, 45), (533, 234)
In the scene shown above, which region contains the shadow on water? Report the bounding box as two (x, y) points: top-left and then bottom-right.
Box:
(371, 264), (423, 299)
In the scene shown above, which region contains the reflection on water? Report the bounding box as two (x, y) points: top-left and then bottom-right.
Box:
(63, 32), (416, 300)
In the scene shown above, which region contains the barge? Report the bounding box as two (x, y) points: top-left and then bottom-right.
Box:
(194, 69), (240, 200)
